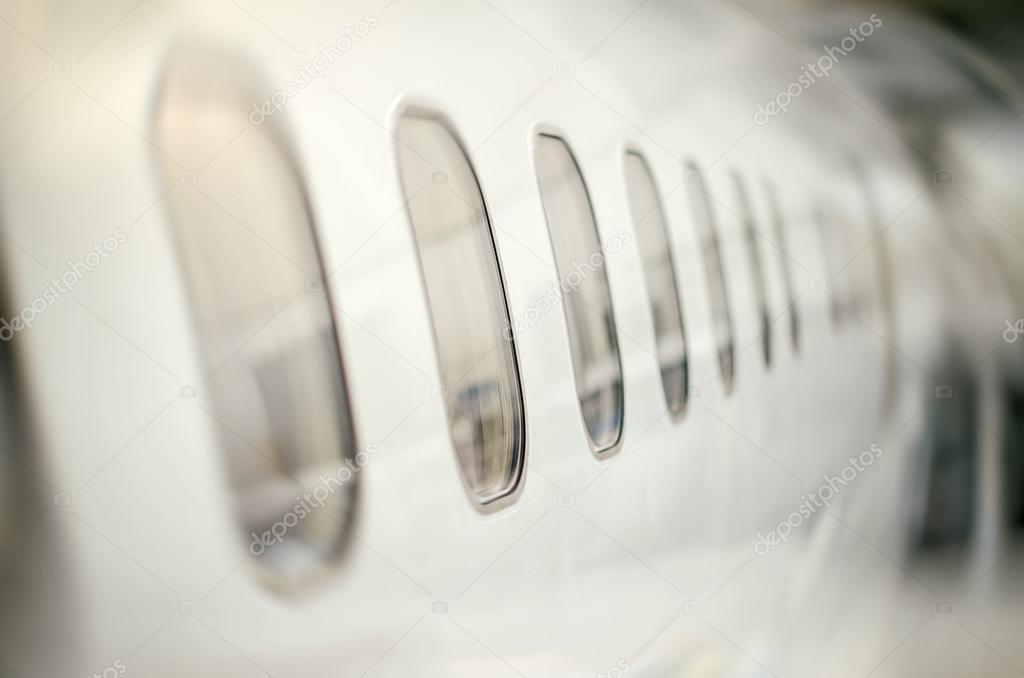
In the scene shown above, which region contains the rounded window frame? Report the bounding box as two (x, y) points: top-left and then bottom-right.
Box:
(390, 98), (529, 514)
(530, 122), (626, 459)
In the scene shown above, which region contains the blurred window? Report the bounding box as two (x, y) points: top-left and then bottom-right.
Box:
(686, 163), (736, 392)
(155, 50), (358, 586)
(762, 179), (800, 352)
(812, 202), (843, 327)
(534, 134), (624, 453)
(624, 151), (689, 416)
(732, 172), (772, 365)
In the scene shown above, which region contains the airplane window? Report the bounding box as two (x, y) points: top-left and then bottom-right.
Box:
(624, 151), (689, 417)
(0, 312), (30, 556)
(686, 163), (736, 392)
(762, 179), (800, 352)
(395, 111), (525, 507)
(812, 202), (843, 327)
(534, 134), (624, 454)
(154, 48), (358, 586)
(732, 172), (772, 366)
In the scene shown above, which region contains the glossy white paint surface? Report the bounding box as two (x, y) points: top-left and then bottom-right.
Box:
(0, 1), (1021, 677)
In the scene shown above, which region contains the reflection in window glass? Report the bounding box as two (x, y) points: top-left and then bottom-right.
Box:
(534, 134), (624, 453)
(686, 163), (735, 392)
(624, 152), (689, 416)
(732, 172), (771, 366)
(154, 48), (357, 586)
(762, 179), (800, 352)
(395, 112), (524, 506)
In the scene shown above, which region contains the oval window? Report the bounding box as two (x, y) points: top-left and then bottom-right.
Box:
(624, 151), (689, 417)
(732, 172), (771, 366)
(395, 110), (525, 507)
(534, 134), (624, 454)
(154, 47), (358, 586)
(686, 163), (736, 392)
(762, 178), (800, 352)
(812, 201), (845, 328)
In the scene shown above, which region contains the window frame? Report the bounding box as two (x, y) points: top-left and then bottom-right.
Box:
(392, 101), (528, 513)
(622, 145), (691, 420)
(685, 161), (737, 394)
(530, 124), (625, 459)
